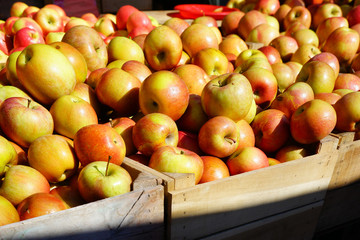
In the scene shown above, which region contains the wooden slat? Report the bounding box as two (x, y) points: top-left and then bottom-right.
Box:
(200, 201), (324, 240)
(166, 150), (338, 240)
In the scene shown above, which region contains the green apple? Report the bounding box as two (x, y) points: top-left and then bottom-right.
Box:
(107, 36), (145, 64)
(192, 47), (229, 77)
(77, 160), (132, 202)
(0, 135), (17, 176)
(0, 85), (31, 105)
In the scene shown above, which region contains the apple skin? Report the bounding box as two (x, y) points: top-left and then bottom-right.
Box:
(94, 16), (117, 37)
(201, 73), (254, 122)
(12, 17), (43, 37)
(177, 130), (203, 156)
(314, 92), (342, 105)
(16, 43), (77, 105)
(50, 184), (85, 209)
(254, 0), (280, 15)
(64, 17), (90, 32)
(292, 28), (319, 48)
(242, 67), (278, 109)
(290, 44), (321, 65)
(312, 3), (343, 30)
(198, 116), (240, 158)
(27, 134), (78, 183)
(17, 192), (69, 220)
(316, 16), (349, 47)
(180, 23), (219, 58)
(121, 60), (152, 83)
(81, 12), (98, 27)
(176, 94), (209, 134)
(107, 36), (145, 64)
(149, 145), (204, 184)
(50, 94), (98, 139)
(271, 62), (295, 93)
(246, 23), (280, 46)
(0, 135), (17, 176)
(296, 60), (336, 94)
(321, 27), (360, 67)
(13, 27), (45, 49)
(274, 4), (292, 31)
(221, 11), (245, 36)
(62, 25), (108, 72)
(33, 7), (64, 36)
(235, 49), (268, 68)
(333, 91), (360, 132)
(173, 64), (210, 96)
(116, 5), (139, 30)
(237, 10), (268, 40)
(192, 47), (229, 77)
(258, 45), (282, 65)
(49, 41), (88, 84)
(45, 31), (65, 44)
(270, 82), (315, 119)
(21, 6), (40, 18)
(347, 4), (360, 27)
(0, 195), (20, 226)
(103, 117), (137, 157)
(269, 35), (299, 62)
(96, 67), (141, 117)
(139, 70), (189, 121)
(226, 146), (269, 175)
(144, 25), (183, 71)
(199, 156), (230, 184)
(0, 165), (50, 206)
(290, 99), (337, 144)
(219, 35), (248, 59)
(71, 82), (103, 117)
(251, 109), (290, 153)
(275, 144), (310, 162)
(0, 85), (31, 107)
(308, 52), (340, 78)
(283, 6), (312, 29)
(86, 68), (109, 89)
(236, 119), (256, 150)
(0, 97), (54, 148)
(10, 2), (28, 17)
(126, 10), (153, 35)
(73, 124), (126, 167)
(334, 73), (360, 91)
(77, 161), (132, 202)
(132, 112), (178, 156)
(163, 17), (190, 36)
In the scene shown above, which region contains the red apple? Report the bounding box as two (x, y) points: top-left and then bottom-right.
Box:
(13, 27), (45, 49)
(173, 64), (210, 96)
(258, 45), (282, 65)
(333, 91), (360, 132)
(237, 10), (268, 40)
(308, 52), (340, 78)
(33, 7), (64, 36)
(254, 0), (280, 15)
(334, 73), (360, 91)
(316, 16), (349, 47)
(116, 5), (139, 30)
(163, 17), (190, 36)
(199, 156), (230, 184)
(312, 3), (343, 29)
(121, 60), (152, 83)
(236, 119), (256, 150)
(221, 11), (245, 36)
(269, 35), (299, 62)
(283, 6), (312, 29)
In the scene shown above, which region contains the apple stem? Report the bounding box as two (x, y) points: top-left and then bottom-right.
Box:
(109, 118), (113, 128)
(27, 98), (31, 108)
(105, 156), (111, 177)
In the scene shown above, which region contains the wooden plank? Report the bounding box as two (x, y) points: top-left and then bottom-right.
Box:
(200, 201), (324, 240)
(317, 181), (360, 232)
(166, 150), (338, 240)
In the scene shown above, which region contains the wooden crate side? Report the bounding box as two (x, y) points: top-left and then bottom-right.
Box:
(317, 181), (360, 232)
(328, 139), (360, 189)
(200, 201), (324, 240)
(166, 151), (338, 240)
(0, 185), (164, 240)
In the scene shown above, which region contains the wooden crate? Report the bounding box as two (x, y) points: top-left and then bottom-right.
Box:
(124, 135), (340, 240)
(0, 161), (165, 240)
(316, 132), (360, 232)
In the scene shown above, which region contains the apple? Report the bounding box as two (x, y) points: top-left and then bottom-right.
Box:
(221, 11), (245, 36)
(73, 124), (126, 166)
(12, 17), (43, 36)
(121, 60), (152, 83)
(45, 31), (65, 44)
(274, 4), (292, 31)
(21, 6), (40, 18)
(242, 67), (278, 109)
(85, 67), (109, 89)
(271, 62), (295, 92)
(50, 184), (85, 208)
(234, 48), (268, 68)
(127, 152), (150, 165)
(198, 116), (240, 158)
(132, 112), (178, 156)
(308, 52), (340, 78)
(269, 35), (299, 62)
(268, 158), (281, 166)
(292, 28), (319, 47)
(347, 4), (360, 27)
(81, 12), (98, 27)
(0, 31), (12, 56)
(334, 73), (360, 91)
(0, 195), (20, 226)
(107, 36), (145, 64)
(201, 73), (254, 122)
(0, 97), (54, 148)
(180, 23), (219, 58)
(258, 45), (282, 65)
(177, 130), (203, 156)
(77, 160), (132, 202)
(296, 60), (336, 94)
(199, 156), (230, 184)
(173, 64), (210, 96)
(236, 119), (256, 150)
(4, 16), (19, 36)
(312, 3), (343, 30)
(13, 26), (44, 50)
(16, 43), (77, 105)
(64, 17), (90, 32)
(333, 91), (360, 132)
(243, 98), (259, 124)
(290, 44), (321, 65)
(192, 47), (229, 77)
(27, 134), (78, 183)
(139, 70), (189, 121)
(17, 192), (69, 220)
(0, 164), (50, 206)
(116, 5), (139, 30)
(246, 23), (280, 46)
(226, 146), (269, 175)
(104, 117), (137, 156)
(251, 109), (290, 153)
(237, 10), (268, 40)
(0, 135), (17, 176)
(96, 67), (141, 117)
(254, 0), (280, 15)
(270, 81), (315, 119)
(10, 2), (28, 17)
(144, 25), (182, 71)
(284, 6), (312, 30)
(290, 99), (337, 144)
(43, 4), (66, 20)
(71, 82), (103, 117)
(149, 145), (204, 184)
(62, 25), (108, 72)
(4, 51), (25, 89)
(314, 92), (342, 105)
(126, 10), (153, 35)
(176, 94), (209, 134)
(94, 16), (117, 37)
(9, 140), (27, 166)
(33, 7), (64, 36)
(219, 35), (248, 59)
(163, 17), (190, 36)
(315, 16), (349, 47)
(275, 144), (310, 162)
(0, 85), (31, 106)
(192, 15), (218, 28)
(50, 94), (98, 139)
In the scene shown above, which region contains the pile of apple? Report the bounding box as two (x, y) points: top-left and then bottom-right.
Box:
(1, 0), (360, 227)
